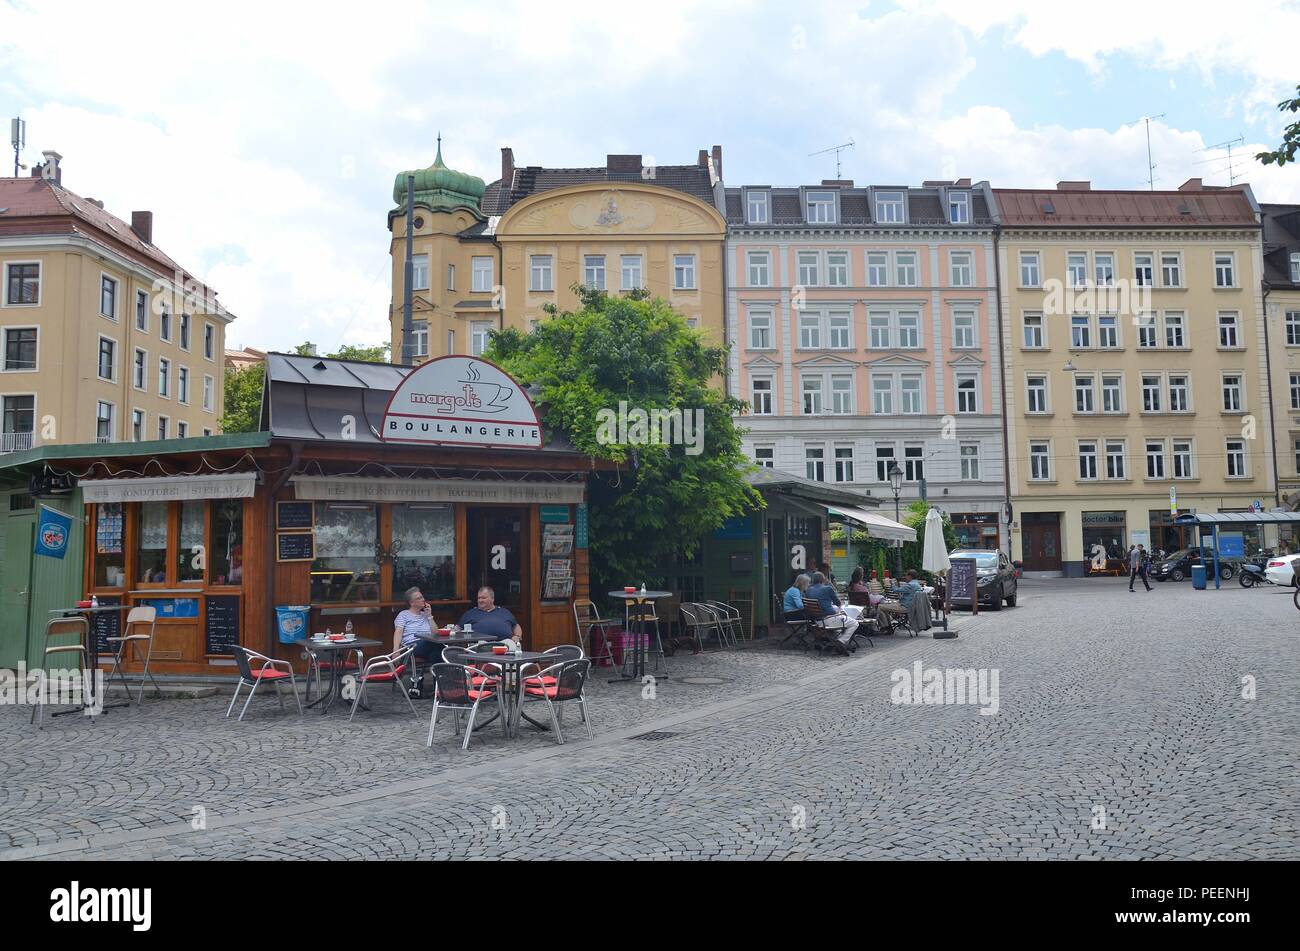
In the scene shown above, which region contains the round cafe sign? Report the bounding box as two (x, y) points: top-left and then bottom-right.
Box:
(381, 355), (544, 449)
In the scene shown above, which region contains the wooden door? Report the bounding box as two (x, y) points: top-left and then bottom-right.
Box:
(1023, 516), (1062, 571)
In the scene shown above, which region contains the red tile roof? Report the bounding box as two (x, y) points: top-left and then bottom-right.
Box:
(994, 186), (1258, 228)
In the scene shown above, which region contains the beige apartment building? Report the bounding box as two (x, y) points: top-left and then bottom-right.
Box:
(1, 153), (232, 452)
(997, 180), (1270, 575)
(386, 142), (726, 363)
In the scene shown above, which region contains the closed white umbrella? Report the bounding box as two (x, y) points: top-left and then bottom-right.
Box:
(922, 508), (950, 575)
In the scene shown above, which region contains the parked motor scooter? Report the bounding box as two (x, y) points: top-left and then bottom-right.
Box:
(1238, 551), (1276, 588)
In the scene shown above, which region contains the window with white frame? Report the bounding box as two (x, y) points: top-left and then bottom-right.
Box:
(136, 291), (149, 332)
(1145, 439), (1165, 479)
(472, 256), (494, 292)
(750, 377), (773, 415)
(411, 254), (429, 291)
(1019, 252), (1041, 288)
(949, 251), (973, 287)
(900, 374), (923, 414)
(96, 401), (114, 442)
(960, 442), (980, 480)
(748, 309), (772, 349)
(5, 262), (40, 305)
(826, 252), (848, 286)
(1067, 253), (1088, 288)
(157, 357), (170, 397)
(828, 310), (852, 349)
(746, 251), (771, 287)
(1029, 441), (1051, 481)
(948, 191), (969, 224)
(445, 263), (455, 291)
(620, 255), (643, 290)
(530, 255), (553, 291)
(1098, 314), (1119, 348)
(904, 444), (924, 482)
(133, 348), (146, 389)
(1226, 439), (1246, 477)
(1026, 374), (1048, 414)
(160, 306), (171, 342)
(834, 446), (854, 483)
(100, 275), (118, 319)
(895, 251), (918, 286)
(1294, 437), (1300, 474)
(955, 374), (978, 413)
(952, 309), (977, 348)
(869, 311), (890, 349)
(2, 327), (37, 371)
(747, 190), (769, 224)
(471, 322), (492, 356)
(180, 313), (191, 351)
(806, 191), (836, 223)
(1291, 373), (1300, 411)
(584, 255), (606, 290)
(797, 252), (820, 287)
(204, 323), (215, 360)
(805, 445), (825, 481)
(447, 329), (455, 354)
(871, 376), (892, 414)
(1078, 440), (1098, 480)
(1168, 374), (1190, 412)
(1218, 312), (1240, 347)
(157, 416), (168, 440)
(178, 367), (189, 404)
(1074, 374), (1095, 413)
(754, 446), (774, 468)
(98, 337), (116, 381)
(1141, 373), (1162, 412)
(875, 192), (904, 223)
(412, 322), (428, 357)
(1161, 252), (1182, 287)
(1134, 252), (1154, 286)
(1214, 252), (1236, 288)
(875, 445), (896, 482)
(802, 376), (823, 414)
(1172, 439), (1193, 478)
(830, 374), (854, 414)
(1023, 313), (1044, 348)
(203, 374), (214, 412)
(1071, 315), (1091, 348)
(1095, 252), (1115, 286)
(1164, 312), (1185, 348)
(1292, 253), (1300, 283)
(132, 409), (144, 442)
(866, 252), (889, 287)
(673, 254), (697, 290)
(1105, 440), (1126, 479)
(1137, 313), (1157, 348)
(897, 311), (921, 348)
(1286, 310), (1300, 346)
(1222, 373), (1242, 412)
(798, 312), (821, 349)
(1101, 374), (1123, 413)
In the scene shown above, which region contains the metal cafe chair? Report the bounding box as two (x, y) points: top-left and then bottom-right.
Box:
(104, 606), (162, 704)
(227, 646), (303, 722)
(425, 663), (506, 751)
(302, 645), (362, 703)
(703, 600), (742, 648)
(348, 646), (418, 722)
(772, 594), (812, 649)
(519, 658), (594, 744)
(31, 616), (90, 729)
(624, 599), (666, 672)
(572, 599), (619, 669)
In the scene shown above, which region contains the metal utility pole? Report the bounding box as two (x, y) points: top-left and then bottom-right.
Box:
(1134, 114), (1166, 190)
(809, 139), (855, 178)
(11, 117), (25, 177)
(401, 173), (415, 366)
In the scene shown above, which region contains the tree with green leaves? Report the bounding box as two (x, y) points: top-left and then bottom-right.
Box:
(220, 362), (265, 434)
(845, 500), (960, 580)
(484, 286), (762, 595)
(1257, 84), (1300, 167)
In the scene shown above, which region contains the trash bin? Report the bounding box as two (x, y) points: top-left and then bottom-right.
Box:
(276, 605), (310, 643)
(1191, 564), (1207, 590)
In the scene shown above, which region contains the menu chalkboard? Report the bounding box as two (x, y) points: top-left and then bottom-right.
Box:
(205, 595), (240, 656)
(276, 501), (313, 531)
(277, 531), (314, 562)
(92, 596), (122, 655)
(948, 557), (978, 608)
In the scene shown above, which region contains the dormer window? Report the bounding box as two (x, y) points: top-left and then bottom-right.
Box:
(805, 190), (836, 224)
(948, 191), (969, 224)
(746, 190), (769, 224)
(1291, 252), (1299, 283)
(875, 191), (905, 224)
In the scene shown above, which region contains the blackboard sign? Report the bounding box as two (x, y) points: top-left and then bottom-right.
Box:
(276, 501), (314, 531)
(948, 557), (978, 609)
(277, 531), (314, 562)
(92, 596), (122, 655)
(205, 595), (240, 656)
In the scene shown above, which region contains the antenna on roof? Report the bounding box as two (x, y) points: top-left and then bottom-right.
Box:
(809, 139), (855, 178)
(10, 116), (25, 177)
(1199, 135), (1246, 185)
(1129, 114), (1165, 191)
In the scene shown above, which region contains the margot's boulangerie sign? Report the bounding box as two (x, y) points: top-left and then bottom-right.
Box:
(381, 355), (543, 449)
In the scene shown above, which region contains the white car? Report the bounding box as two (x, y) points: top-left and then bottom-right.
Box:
(1263, 554), (1300, 586)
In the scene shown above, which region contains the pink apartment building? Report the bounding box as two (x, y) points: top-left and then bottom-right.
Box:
(724, 179), (1007, 551)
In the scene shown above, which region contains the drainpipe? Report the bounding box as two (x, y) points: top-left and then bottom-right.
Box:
(992, 225), (1012, 559)
(1261, 277), (1280, 508)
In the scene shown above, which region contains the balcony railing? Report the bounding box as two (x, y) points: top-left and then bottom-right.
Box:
(0, 432), (35, 453)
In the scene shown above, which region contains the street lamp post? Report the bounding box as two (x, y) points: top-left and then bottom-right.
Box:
(888, 461), (904, 575)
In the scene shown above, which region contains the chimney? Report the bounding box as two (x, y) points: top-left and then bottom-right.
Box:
(1178, 178), (1203, 192)
(821, 179), (854, 188)
(606, 154), (643, 174)
(84, 198), (104, 209)
(39, 150), (62, 185)
(132, 210), (154, 244)
(698, 149), (709, 167)
(954, 177), (972, 188)
(500, 147), (515, 190)
(1056, 181), (1091, 191)
(711, 144), (723, 180)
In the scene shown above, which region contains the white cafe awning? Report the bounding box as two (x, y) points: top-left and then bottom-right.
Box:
(79, 473), (258, 504)
(828, 505), (916, 543)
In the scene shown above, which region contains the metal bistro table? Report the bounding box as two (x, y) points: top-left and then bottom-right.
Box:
(303, 638), (383, 713)
(606, 590), (672, 684)
(49, 604), (136, 717)
(459, 650), (556, 737)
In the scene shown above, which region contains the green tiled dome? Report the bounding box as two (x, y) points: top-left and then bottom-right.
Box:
(393, 138), (485, 212)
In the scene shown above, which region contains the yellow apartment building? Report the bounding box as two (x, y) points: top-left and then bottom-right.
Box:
(996, 180), (1269, 575)
(1, 152), (232, 451)
(386, 142), (727, 363)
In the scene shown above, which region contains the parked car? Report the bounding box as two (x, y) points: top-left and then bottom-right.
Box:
(1150, 548), (1234, 582)
(1263, 553), (1300, 587)
(948, 549), (1017, 610)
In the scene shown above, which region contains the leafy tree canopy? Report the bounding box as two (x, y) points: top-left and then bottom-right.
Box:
(1257, 84), (1300, 167)
(220, 362), (265, 434)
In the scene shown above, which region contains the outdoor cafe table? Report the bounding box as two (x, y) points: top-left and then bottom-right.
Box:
(48, 604), (136, 717)
(458, 650), (556, 737)
(606, 590), (672, 683)
(302, 638), (383, 714)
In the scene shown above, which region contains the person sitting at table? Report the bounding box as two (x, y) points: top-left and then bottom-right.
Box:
(806, 571), (858, 650)
(459, 586), (523, 644)
(783, 573), (811, 620)
(393, 586), (437, 696)
(849, 566), (871, 594)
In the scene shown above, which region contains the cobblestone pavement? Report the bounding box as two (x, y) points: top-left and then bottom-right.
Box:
(2, 579), (1296, 860)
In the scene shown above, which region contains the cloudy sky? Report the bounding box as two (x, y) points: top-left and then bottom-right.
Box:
(3, 0), (1298, 354)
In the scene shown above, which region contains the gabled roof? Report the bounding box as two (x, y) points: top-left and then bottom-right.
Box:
(745, 466), (878, 508)
(995, 186), (1258, 228)
(482, 164), (715, 216)
(723, 182), (994, 228)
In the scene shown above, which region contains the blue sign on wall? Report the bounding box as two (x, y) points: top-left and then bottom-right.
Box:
(34, 505), (72, 559)
(1218, 534), (1245, 558)
(713, 516), (753, 540)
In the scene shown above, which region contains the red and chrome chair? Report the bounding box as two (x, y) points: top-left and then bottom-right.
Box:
(425, 663), (505, 751)
(227, 646), (302, 722)
(347, 645), (417, 722)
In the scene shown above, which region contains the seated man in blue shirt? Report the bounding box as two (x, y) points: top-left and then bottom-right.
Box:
(805, 571), (859, 649)
(459, 586), (523, 643)
(897, 570), (922, 607)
